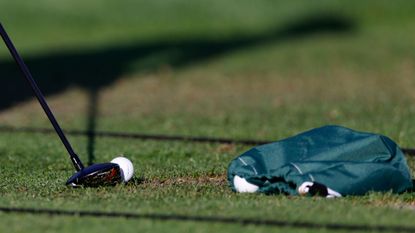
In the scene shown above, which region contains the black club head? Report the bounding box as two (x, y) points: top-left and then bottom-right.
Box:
(66, 163), (123, 187)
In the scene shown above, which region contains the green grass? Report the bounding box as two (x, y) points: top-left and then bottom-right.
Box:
(1, 0), (415, 232)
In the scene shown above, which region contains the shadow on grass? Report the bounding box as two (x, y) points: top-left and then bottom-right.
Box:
(0, 14), (355, 163)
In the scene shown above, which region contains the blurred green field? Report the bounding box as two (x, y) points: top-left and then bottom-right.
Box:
(1, 0), (415, 232)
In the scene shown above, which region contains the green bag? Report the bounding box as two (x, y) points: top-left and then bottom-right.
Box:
(227, 125), (413, 197)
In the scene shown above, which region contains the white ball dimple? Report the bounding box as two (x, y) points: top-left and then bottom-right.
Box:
(111, 157), (134, 182)
(233, 175), (259, 193)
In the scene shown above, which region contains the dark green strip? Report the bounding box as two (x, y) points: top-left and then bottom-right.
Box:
(1, 206), (414, 232)
(0, 125), (414, 155)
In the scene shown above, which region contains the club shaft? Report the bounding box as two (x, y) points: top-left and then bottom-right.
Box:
(0, 23), (84, 171)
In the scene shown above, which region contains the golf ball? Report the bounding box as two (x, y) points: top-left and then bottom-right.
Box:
(111, 157), (134, 182)
(233, 175), (259, 193)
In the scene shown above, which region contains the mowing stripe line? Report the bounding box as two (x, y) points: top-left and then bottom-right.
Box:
(0, 125), (269, 145)
(0, 125), (415, 155)
(1, 207), (415, 232)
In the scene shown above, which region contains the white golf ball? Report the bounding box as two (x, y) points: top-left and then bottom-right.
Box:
(233, 175), (259, 193)
(111, 157), (134, 182)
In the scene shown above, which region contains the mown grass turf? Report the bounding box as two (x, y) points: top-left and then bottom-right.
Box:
(1, 0), (415, 232)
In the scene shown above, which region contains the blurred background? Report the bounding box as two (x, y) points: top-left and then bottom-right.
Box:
(0, 0), (414, 146)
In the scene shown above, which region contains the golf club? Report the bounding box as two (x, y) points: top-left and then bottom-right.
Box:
(0, 23), (132, 187)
